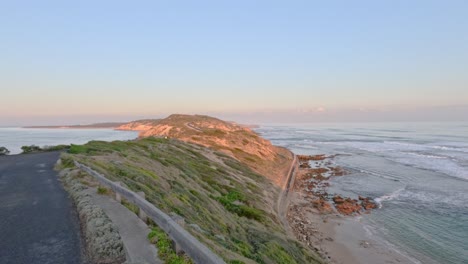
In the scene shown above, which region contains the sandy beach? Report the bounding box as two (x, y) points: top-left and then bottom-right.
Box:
(287, 155), (417, 264)
(311, 212), (417, 264)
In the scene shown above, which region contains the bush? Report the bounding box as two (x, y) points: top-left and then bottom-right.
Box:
(21, 145), (42, 154)
(43, 144), (70, 151)
(0, 146), (9, 155)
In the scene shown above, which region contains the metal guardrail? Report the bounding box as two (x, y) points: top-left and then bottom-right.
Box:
(74, 161), (226, 264)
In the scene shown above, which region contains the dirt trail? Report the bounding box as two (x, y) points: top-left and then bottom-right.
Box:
(276, 153), (298, 236)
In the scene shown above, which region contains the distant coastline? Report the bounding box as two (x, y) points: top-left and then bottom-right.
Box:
(23, 122), (127, 129)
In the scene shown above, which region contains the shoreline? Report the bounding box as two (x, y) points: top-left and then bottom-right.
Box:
(311, 211), (418, 264)
(0, 128), (139, 155)
(286, 154), (417, 264)
(3, 126), (119, 128)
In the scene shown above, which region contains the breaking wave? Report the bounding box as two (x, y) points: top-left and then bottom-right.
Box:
(374, 187), (406, 208)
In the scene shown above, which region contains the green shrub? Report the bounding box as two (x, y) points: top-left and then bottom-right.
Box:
(68, 144), (89, 154)
(0, 146), (10, 155)
(148, 226), (193, 264)
(43, 144), (70, 151)
(21, 145), (42, 153)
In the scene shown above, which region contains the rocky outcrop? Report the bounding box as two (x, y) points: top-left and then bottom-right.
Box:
(298, 155), (327, 161)
(60, 169), (126, 264)
(333, 196), (362, 215)
(332, 195), (378, 215)
(293, 154), (378, 216)
(359, 196), (378, 210)
(311, 198), (334, 214)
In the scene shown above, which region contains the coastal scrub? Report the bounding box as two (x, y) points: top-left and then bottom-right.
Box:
(66, 137), (324, 263)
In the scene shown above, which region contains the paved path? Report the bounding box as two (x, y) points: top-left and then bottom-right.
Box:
(85, 188), (162, 264)
(0, 152), (84, 264)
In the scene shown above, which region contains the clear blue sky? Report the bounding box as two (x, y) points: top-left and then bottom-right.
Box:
(1, 0), (468, 125)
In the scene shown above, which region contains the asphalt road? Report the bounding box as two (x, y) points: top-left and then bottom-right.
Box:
(0, 152), (84, 264)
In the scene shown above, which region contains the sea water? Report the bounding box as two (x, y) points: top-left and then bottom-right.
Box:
(0, 127), (139, 154)
(256, 122), (468, 264)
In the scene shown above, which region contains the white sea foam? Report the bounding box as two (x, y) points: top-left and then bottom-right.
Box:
(429, 145), (468, 153)
(315, 140), (468, 180)
(405, 152), (447, 159)
(374, 187), (406, 208)
(389, 153), (468, 181)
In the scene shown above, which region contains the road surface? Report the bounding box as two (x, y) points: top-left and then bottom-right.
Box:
(0, 152), (84, 264)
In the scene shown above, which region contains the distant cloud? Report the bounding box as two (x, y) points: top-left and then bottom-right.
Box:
(209, 104), (468, 124)
(316, 107), (326, 112)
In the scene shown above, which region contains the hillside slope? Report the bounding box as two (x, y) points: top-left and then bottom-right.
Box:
(63, 137), (323, 264)
(117, 115), (293, 186)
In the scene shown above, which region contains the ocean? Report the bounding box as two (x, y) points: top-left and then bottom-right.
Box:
(0, 128), (139, 155)
(256, 122), (468, 264)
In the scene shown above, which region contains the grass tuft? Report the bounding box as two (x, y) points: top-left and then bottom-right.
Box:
(97, 186), (109, 195)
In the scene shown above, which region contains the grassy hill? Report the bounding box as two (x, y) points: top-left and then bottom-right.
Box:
(117, 115), (293, 186)
(63, 137), (324, 264)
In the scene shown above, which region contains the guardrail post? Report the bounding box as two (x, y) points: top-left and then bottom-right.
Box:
(171, 214), (185, 227)
(137, 191), (148, 223)
(115, 182), (122, 203)
(170, 214), (186, 254)
(172, 239), (184, 255)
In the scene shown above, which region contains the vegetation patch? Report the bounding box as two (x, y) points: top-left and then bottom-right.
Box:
(216, 191), (265, 222)
(21, 145), (42, 153)
(0, 146), (10, 155)
(121, 198), (139, 215)
(67, 138), (324, 263)
(148, 226), (193, 264)
(97, 186), (109, 195)
(43, 144), (70, 151)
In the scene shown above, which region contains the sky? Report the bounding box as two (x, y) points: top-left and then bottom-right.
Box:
(1, 0), (468, 125)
